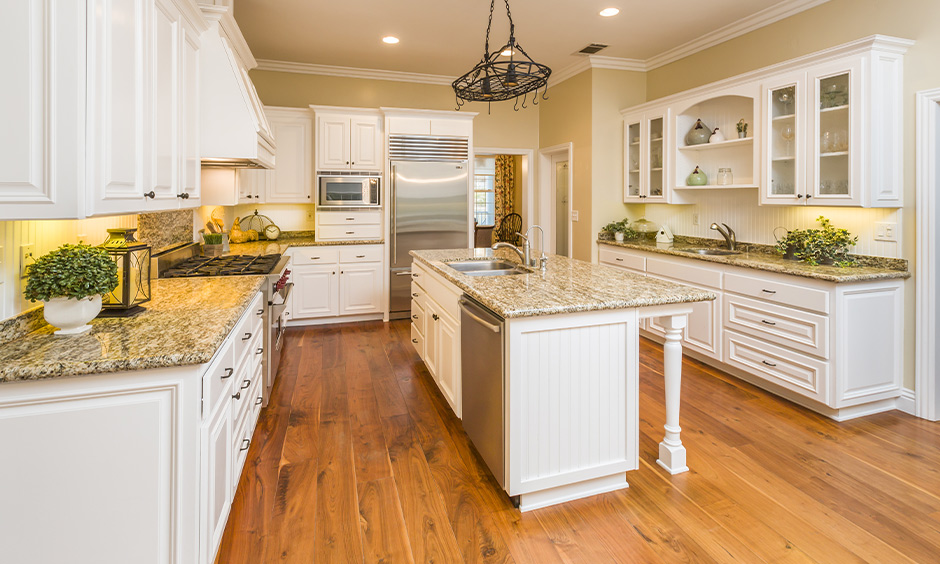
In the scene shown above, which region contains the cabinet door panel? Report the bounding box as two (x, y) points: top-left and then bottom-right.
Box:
(340, 265), (382, 315)
(761, 71), (804, 205)
(292, 265), (339, 318)
(201, 398), (232, 564)
(318, 117), (349, 170)
(349, 117), (380, 170)
(150, 0), (179, 207)
(807, 58), (862, 206)
(88, 0), (149, 215)
(181, 30), (200, 205)
(424, 301), (440, 377)
(647, 274), (720, 359)
(437, 311), (461, 417)
(266, 117), (312, 203)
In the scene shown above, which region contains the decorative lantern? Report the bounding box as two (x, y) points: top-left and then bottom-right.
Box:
(99, 228), (151, 316)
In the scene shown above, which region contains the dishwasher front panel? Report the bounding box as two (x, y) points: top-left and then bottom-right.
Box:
(459, 296), (506, 488)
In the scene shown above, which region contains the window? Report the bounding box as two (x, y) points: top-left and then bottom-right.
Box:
(473, 156), (496, 226)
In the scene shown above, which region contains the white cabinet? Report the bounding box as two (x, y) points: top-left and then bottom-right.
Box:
(599, 243), (904, 419)
(265, 109), (314, 203)
(288, 245), (384, 321)
(312, 108), (382, 172)
(0, 0), (204, 220)
(410, 261), (462, 417)
(315, 209), (383, 241)
(758, 39), (908, 207)
(385, 111), (475, 137)
(623, 108), (670, 202)
(200, 384), (233, 564)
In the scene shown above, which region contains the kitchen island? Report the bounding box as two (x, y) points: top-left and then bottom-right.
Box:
(410, 249), (716, 511)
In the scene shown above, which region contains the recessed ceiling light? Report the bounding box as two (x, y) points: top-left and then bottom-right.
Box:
(599, 7), (620, 17)
(382, 36), (399, 44)
(501, 49), (515, 56)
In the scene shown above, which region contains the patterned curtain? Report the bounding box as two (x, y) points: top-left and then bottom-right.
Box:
(494, 155), (515, 229)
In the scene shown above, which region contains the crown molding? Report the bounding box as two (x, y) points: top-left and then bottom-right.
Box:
(547, 58), (593, 87)
(645, 0), (832, 70)
(587, 55), (647, 72)
(254, 59), (456, 86)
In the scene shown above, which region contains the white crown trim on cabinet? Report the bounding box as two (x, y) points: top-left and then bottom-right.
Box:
(255, 59), (456, 86)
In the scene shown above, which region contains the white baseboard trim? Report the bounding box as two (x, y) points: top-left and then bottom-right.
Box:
(286, 313), (384, 327)
(896, 387), (917, 416)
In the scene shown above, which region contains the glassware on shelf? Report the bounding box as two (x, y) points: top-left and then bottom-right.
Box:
(777, 88), (794, 115)
(822, 83), (847, 109)
(821, 130), (833, 153)
(833, 130), (848, 152)
(780, 124), (795, 156)
(717, 168), (733, 185)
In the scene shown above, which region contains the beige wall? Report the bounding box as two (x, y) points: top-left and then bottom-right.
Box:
(538, 70), (593, 261)
(249, 71), (540, 151)
(512, 155), (523, 216)
(642, 0), (940, 390)
(590, 69), (647, 258)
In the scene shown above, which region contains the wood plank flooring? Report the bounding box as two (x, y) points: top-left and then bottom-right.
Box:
(215, 320), (940, 564)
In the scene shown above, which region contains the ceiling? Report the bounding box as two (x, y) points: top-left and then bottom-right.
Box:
(233, 0), (820, 77)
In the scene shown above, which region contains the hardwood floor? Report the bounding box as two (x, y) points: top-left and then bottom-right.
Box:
(216, 320), (940, 563)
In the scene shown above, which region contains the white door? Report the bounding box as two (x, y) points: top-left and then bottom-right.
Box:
(237, 169), (266, 203)
(424, 301), (441, 378)
(292, 265), (339, 318)
(318, 116), (350, 170)
(339, 264), (382, 315)
(200, 399), (232, 564)
(180, 29), (200, 206)
(761, 71), (805, 205)
(266, 117), (312, 203)
(349, 116), (380, 171)
(437, 310), (461, 417)
(87, 0), (151, 216)
(550, 152), (570, 257)
(149, 0), (180, 210)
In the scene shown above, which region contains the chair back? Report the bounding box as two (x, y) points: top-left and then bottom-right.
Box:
(494, 213), (523, 246)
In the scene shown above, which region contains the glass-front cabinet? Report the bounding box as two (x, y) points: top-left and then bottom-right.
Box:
(623, 108), (669, 202)
(762, 57), (865, 206)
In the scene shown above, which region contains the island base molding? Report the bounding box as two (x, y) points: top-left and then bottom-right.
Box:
(517, 473), (630, 512)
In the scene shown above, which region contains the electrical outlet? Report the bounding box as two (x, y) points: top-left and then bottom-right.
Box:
(571, 210), (579, 222)
(874, 221), (897, 242)
(306, 210), (315, 222)
(692, 212), (700, 226)
(20, 244), (34, 278)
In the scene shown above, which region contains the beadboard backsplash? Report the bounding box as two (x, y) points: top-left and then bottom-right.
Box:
(637, 189), (901, 257)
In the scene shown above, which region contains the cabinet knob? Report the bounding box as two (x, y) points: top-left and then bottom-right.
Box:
(346, 161), (350, 165)
(351, 162), (355, 165)
(232, 391), (241, 400)
(307, 195), (311, 199)
(176, 192), (189, 199)
(221, 367), (233, 379)
(805, 194), (813, 200)
(796, 194), (804, 199)
(432, 313), (440, 321)
(143, 191), (155, 199)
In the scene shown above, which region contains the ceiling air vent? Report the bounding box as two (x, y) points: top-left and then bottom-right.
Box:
(576, 43), (608, 55)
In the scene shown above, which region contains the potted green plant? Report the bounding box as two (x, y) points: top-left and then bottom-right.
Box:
(24, 244), (119, 335)
(203, 232), (224, 256)
(736, 119), (748, 139)
(602, 219), (638, 242)
(774, 216), (857, 266)
(774, 227), (810, 260)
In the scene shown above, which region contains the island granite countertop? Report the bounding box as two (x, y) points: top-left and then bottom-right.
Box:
(411, 248), (716, 319)
(598, 236), (910, 283)
(0, 276), (266, 383)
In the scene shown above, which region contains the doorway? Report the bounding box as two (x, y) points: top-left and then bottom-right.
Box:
(539, 143), (573, 258)
(473, 147), (534, 247)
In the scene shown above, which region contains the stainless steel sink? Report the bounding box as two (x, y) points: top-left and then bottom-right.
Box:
(675, 248), (741, 256)
(447, 260), (528, 276)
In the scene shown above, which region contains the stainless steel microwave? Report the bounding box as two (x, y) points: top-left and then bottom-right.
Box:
(317, 174), (381, 207)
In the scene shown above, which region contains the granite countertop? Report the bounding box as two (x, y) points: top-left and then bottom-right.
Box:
(226, 232), (384, 256)
(0, 277), (266, 383)
(411, 249), (716, 319)
(597, 236), (911, 283)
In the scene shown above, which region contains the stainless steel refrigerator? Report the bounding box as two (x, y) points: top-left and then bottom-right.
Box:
(389, 160), (470, 318)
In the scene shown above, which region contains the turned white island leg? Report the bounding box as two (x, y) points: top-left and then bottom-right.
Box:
(657, 314), (689, 474)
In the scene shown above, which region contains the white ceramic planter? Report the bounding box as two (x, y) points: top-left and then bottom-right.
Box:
(614, 232), (625, 242)
(43, 295), (102, 335)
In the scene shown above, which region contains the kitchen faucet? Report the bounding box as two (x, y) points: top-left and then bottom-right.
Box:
(492, 225), (549, 271)
(710, 222), (737, 250)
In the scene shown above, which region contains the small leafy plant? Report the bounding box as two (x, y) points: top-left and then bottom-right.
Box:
(203, 233), (224, 245)
(601, 218), (639, 240)
(24, 244), (119, 302)
(775, 216), (857, 266)
(736, 119), (748, 136)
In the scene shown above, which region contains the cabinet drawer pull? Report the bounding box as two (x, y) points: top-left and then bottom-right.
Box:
(221, 367), (234, 379)
(761, 319), (777, 326)
(615, 258), (624, 262)
(242, 332), (252, 341)
(356, 254), (366, 258)
(762, 360), (777, 367)
(232, 391), (241, 400)
(412, 272), (418, 278)
(761, 289), (777, 295)
(256, 397), (263, 405)
(432, 314), (440, 321)
(311, 256), (320, 260)
(257, 308), (264, 316)
(346, 217), (355, 221)
(241, 380), (251, 390)
(256, 347), (264, 355)
(412, 314), (419, 319)
(412, 338), (418, 343)
(346, 231), (355, 235)
(412, 292), (419, 297)
(240, 438), (250, 451)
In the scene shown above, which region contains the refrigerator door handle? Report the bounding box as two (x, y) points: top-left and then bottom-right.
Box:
(390, 164), (397, 266)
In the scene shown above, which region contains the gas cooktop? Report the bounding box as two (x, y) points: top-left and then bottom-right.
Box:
(160, 254), (283, 278)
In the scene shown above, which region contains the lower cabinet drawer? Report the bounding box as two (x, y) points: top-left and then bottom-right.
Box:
(203, 339), (235, 416)
(232, 412), (251, 492)
(316, 224), (382, 241)
(317, 210), (382, 226)
(339, 245), (383, 263)
(725, 272), (829, 314)
(411, 323), (425, 358)
(599, 245), (645, 272)
(724, 294), (829, 359)
(723, 330), (829, 404)
(411, 297), (425, 336)
(292, 247), (339, 265)
(248, 363), (264, 431)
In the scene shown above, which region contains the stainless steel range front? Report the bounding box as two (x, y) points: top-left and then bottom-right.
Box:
(157, 244), (292, 405)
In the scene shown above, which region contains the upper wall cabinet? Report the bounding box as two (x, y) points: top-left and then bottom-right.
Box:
(620, 35), (912, 209)
(312, 107), (382, 172)
(0, 0), (206, 220)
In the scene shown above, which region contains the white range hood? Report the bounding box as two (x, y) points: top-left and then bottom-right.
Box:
(199, 5), (275, 169)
